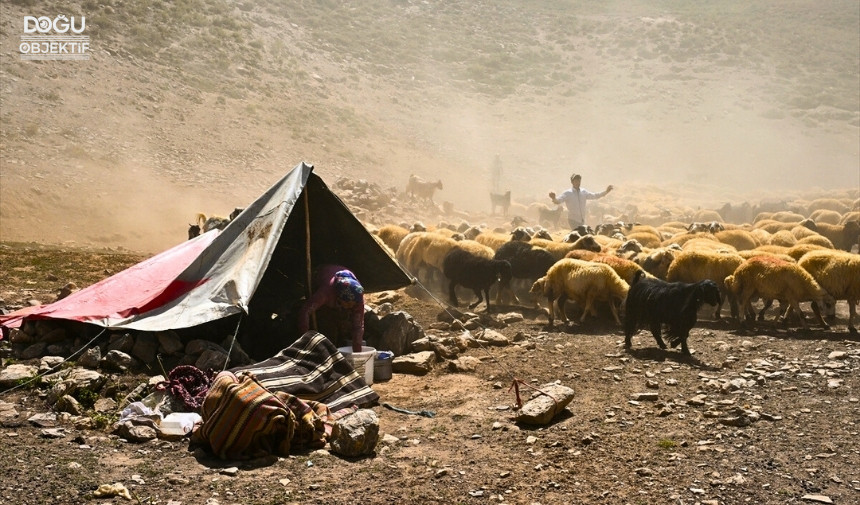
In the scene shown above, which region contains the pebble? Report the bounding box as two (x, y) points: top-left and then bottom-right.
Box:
(801, 494), (833, 504)
(220, 467), (238, 476)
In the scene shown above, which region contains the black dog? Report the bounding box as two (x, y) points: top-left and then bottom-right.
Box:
(624, 270), (721, 355)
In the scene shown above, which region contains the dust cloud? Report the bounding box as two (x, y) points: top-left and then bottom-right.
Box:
(0, 1), (857, 253)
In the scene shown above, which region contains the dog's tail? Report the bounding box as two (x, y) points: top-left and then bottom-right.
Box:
(631, 269), (645, 287)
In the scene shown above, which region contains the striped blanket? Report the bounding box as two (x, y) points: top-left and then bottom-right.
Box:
(193, 371), (341, 459)
(230, 331), (379, 412)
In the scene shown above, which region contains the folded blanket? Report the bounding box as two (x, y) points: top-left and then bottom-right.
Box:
(230, 331), (379, 411)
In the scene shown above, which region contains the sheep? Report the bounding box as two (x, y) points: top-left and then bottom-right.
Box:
(624, 270), (721, 355)
(530, 235), (602, 261)
(724, 255), (829, 329)
(786, 242), (831, 261)
(490, 191), (511, 216)
(839, 211), (860, 225)
(433, 227), (464, 239)
(453, 239), (495, 259)
(754, 219), (801, 234)
(714, 229), (761, 251)
(634, 247), (677, 280)
(589, 254), (652, 285)
(807, 198), (850, 215)
(564, 249), (600, 261)
(809, 209), (843, 225)
(395, 232), (460, 288)
(769, 211), (806, 223)
(625, 231), (662, 248)
(681, 237), (737, 254)
(737, 249), (796, 264)
(662, 232), (717, 248)
(798, 249), (860, 333)
(494, 240), (557, 304)
(475, 230), (517, 251)
(665, 249), (745, 319)
(769, 229), (798, 247)
(442, 247), (511, 312)
(406, 174), (443, 202)
(529, 259), (629, 326)
(376, 224), (410, 253)
(802, 220), (860, 252)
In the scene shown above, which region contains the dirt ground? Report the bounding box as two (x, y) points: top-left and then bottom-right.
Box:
(0, 245), (858, 505)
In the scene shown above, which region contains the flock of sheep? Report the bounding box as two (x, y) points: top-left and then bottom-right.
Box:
(370, 194), (860, 354)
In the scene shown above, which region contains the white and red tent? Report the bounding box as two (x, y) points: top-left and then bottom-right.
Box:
(1, 162), (411, 357)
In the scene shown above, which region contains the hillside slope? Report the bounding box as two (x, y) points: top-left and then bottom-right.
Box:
(1, 0), (858, 252)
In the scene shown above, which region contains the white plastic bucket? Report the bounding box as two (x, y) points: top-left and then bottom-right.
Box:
(338, 346), (376, 385)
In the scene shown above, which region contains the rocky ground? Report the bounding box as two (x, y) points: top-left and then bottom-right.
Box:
(1, 243), (859, 505)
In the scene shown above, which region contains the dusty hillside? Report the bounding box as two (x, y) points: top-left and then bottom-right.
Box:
(0, 0), (858, 253)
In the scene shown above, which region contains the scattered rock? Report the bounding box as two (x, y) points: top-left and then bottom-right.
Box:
(515, 382), (575, 425)
(329, 409), (379, 457)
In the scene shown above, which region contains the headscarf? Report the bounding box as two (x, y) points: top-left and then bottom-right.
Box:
(333, 270), (363, 308)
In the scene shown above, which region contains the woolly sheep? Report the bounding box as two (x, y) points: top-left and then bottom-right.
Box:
(624, 231), (662, 248)
(724, 256), (829, 329)
(634, 247), (677, 280)
(787, 243), (831, 261)
(530, 235), (602, 261)
(691, 209), (724, 223)
(714, 229), (760, 251)
(798, 249), (860, 333)
(790, 225), (819, 241)
(769, 211), (806, 223)
(590, 254), (653, 285)
(395, 232), (460, 288)
(681, 237), (737, 253)
(807, 198), (850, 215)
(839, 211), (860, 225)
(376, 224), (410, 253)
(530, 259), (629, 325)
(809, 209), (843, 225)
(475, 230), (517, 251)
(737, 250), (796, 264)
(666, 249), (745, 319)
(769, 230), (798, 247)
(754, 219), (800, 234)
(803, 220), (860, 252)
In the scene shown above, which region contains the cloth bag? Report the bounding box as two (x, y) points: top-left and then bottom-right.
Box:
(192, 370), (344, 459)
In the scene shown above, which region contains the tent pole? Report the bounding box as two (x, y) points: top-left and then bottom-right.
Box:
(304, 188), (317, 330)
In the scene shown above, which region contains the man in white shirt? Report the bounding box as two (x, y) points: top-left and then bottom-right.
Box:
(548, 173), (614, 229)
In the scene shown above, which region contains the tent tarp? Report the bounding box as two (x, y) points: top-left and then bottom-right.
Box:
(0, 162), (412, 337)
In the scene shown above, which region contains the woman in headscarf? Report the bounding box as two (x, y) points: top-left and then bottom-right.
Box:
(297, 264), (365, 351)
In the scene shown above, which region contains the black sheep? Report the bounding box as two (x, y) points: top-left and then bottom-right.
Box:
(493, 241), (556, 303)
(624, 270), (721, 355)
(442, 248), (512, 312)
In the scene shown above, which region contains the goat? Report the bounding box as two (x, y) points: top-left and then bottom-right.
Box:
(493, 240), (557, 304)
(538, 205), (563, 228)
(442, 248), (512, 312)
(406, 174), (443, 203)
(624, 270), (721, 355)
(490, 191), (511, 216)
